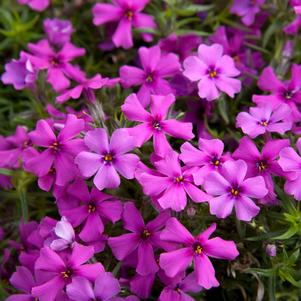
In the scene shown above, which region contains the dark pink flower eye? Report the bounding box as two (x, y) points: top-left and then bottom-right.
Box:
(125, 10), (133, 20)
(193, 242), (203, 255)
(231, 187), (239, 197)
(141, 229), (151, 239)
(61, 270), (72, 279)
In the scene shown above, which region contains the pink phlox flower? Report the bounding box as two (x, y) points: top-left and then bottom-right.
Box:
(159, 218), (239, 289)
(59, 178), (122, 243)
(236, 104), (293, 138)
(23, 114), (86, 189)
(252, 65), (301, 121)
(233, 136), (290, 205)
(50, 217), (76, 251)
(75, 128), (140, 190)
(32, 243), (104, 301)
(204, 159), (268, 221)
(18, 0), (50, 11)
(92, 0), (156, 49)
(43, 18), (74, 48)
(120, 45), (180, 107)
(56, 68), (120, 104)
(137, 151), (210, 212)
(121, 93), (194, 157)
(1, 52), (37, 90)
(26, 39), (85, 91)
(180, 138), (229, 185)
(183, 43), (241, 101)
(108, 202), (171, 276)
(230, 0), (265, 26)
(66, 272), (120, 301)
(278, 138), (301, 200)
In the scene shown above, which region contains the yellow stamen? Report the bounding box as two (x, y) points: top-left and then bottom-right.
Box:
(209, 70), (217, 78)
(146, 75), (153, 82)
(194, 245), (202, 255)
(231, 188), (239, 196)
(61, 270), (71, 279)
(142, 229), (151, 239)
(125, 11), (133, 20)
(260, 120), (268, 127)
(175, 176), (183, 183)
(104, 154), (113, 162)
(88, 204), (96, 213)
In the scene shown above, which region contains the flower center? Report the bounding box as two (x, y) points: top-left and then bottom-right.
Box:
(175, 287), (181, 293)
(175, 175), (183, 183)
(193, 242), (203, 255)
(49, 141), (59, 151)
(260, 120), (269, 127)
(231, 187), (239, 197)
(51, 56), (61, 67)
(211, 157), (220, 166)
(141, 229), (151, 239)
(104, 154), (113, 162)
(208, 68), (217, 78)
(146, 75), (153, 83)
(61, 270), (72, 279)
(284, 90), (293, 100)
(153, 121), (161, 130)
(256, 161), (267, 171)
(88, 204), (96, 213)
(125, 10), (133, 20)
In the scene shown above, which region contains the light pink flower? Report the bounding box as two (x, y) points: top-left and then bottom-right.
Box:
(183, 43), (241, 101)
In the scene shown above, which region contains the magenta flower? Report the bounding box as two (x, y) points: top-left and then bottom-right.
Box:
(26, 39), (85, 91)
(204, 160), (268, 221)
(230, 0), (265, 26)
(50, 217), (75, 251)
(159, 218), (239, 289)
(32, 244), (104, 301)
(209, 26), (263, 85)
(18, 0), (49, 11)
(60, 179), (122, 243)
(120, 45), (180, 107)
(233, 137), (289, 204)
(2, 52), (37, 90)
(92, 0), (156, 49)
(75, 128), (139, 190)
(159, 33), (202, 61)
(183, 44), (241, 101)
(137, 151), (209, 212)
(121, 93), (194, 156)
(108, 202), (170, 276)
(236, 104), (292, 138)
(180, 138), (229, 185)
(66, 272), (120, 301)
(56, 71), (119, 104)
(278, 138), (301, 200)
(24, 114), (85, 187)
(158, 272), (202, 301)
(43, 18), (74, 47)
(0, 126), (30, 169)
(252, 65), (301, 121)
(284, 0), (301, 34)
(7, 266), (37, 301)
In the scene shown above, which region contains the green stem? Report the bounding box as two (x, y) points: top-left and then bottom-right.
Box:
(19, 187), (28, 222)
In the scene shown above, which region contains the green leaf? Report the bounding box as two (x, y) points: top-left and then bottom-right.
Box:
(0, 168), (13, 176)
(217, 97), (229, 124)
(245, 268), (275, 277)
(175, 4), (214, 16)
(273, 227), (298, 240)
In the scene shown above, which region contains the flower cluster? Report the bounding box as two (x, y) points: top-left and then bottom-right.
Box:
(1, 0), (301, 300)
